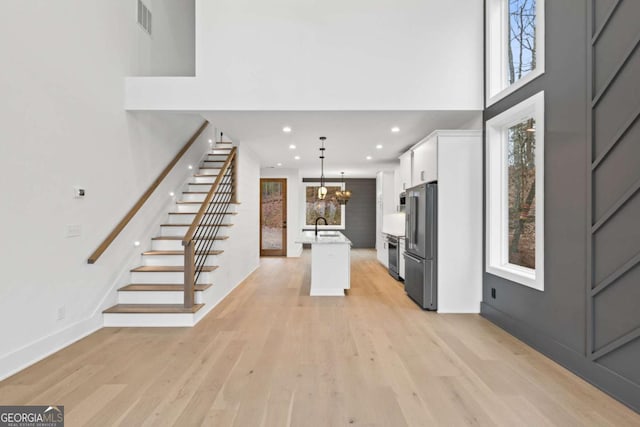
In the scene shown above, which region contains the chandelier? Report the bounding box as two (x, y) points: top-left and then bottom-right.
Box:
(335, 172), (352, 205)
(317, 137), (327, 200)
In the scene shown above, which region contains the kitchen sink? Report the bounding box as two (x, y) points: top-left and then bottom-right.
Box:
(317, 231), (340, 237)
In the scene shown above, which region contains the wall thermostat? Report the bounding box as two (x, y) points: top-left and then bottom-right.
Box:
(74, 186), (86, 198)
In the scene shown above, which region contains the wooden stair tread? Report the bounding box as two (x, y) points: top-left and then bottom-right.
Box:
(119, 284), (212, 292)
(182, 191), (233, 194)
(142, 250), (224, 256)
(152, 235), (230, 241)
(103, 304), (204, 314)
(194, 173), (218, 177)
(169, 212), (237, 215)
(161, 223), (234, 227)
(188, 182), (232, 185)
(176, 201), (239, 205)
(130, 265), (219, 272)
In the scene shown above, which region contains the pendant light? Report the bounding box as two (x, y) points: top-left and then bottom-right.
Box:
(317, 137), (328, 200)
(336, 172), (352, 205)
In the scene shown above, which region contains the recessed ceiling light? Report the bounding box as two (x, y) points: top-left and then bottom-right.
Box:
(283, 126), (292, 133)
(366, 156), (372, 160)
(277, 162), (283, 167)
(188, 165), (193, 170)
(169, 192), (175, 197)
(289, 144), (296, 149)
(208, 139), (213, 143)
(294, 156), (300, 160)
(391, 127), (400, 133)
(376, 144), (383, 149)
(133, 241), (141, 247)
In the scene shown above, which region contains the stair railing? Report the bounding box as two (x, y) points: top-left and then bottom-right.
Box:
(88, 121), (209, 264)
(182, 146), (238, 307)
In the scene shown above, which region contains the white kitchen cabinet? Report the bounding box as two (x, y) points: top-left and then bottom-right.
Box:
(400, 130), (483, 313)
(399, 151), (412, 192)
(412, 134), (438, 185)
(376, 171), (395, 267)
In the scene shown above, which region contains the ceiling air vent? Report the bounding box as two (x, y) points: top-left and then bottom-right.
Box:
(137, 0), (152, 35)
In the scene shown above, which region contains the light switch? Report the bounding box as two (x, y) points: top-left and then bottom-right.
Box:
(73, 186), (86, 198)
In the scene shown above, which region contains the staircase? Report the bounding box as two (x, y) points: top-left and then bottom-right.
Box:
(103, 142), (238, 327)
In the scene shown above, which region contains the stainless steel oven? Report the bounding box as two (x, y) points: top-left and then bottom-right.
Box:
(387, 235), (400, 280)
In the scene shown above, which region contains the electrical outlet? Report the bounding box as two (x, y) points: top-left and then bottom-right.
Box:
(491, 288), (496, 299)
(57, 306), (66, 321)
(66, 224), (81, 238)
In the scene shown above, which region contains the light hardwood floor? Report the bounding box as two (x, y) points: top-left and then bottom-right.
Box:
(1, 250), (638, 426)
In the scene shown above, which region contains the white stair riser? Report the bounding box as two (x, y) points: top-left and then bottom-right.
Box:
(167, 213), (234, 224)
(103, 313), (196, 327)
(130, 271), (213, 284)
(173, 203), (236, 213)
(181, 193), (209, 202)
(142, 254), (219, 266)
(197, 169), (221, 175)
(206, 154), (229, 160)
(187, 183), (232, 192)
(210, 150), (231, 155)
(117, 290), (204, 305)
(151, 239), (225, 251)
(191, 176), (217, 184)
(160, 226), (230, 237)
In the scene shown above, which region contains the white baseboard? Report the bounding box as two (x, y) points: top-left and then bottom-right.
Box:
(0, 314), (103, 382)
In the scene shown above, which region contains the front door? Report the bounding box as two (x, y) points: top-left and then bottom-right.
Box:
(260, 178), (287, 256)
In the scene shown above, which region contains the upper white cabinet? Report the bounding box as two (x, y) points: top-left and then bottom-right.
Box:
(399, 151), (412, 192)
(411, 134), (438, 185)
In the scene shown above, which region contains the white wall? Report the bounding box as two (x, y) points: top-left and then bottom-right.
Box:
(0, 0), (200, 379)
(150, 0), (196, 76)
(260, 168), (303, 257)
(125, 0), (483, 110)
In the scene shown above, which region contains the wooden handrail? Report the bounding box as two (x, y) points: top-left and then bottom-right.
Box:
(87, 121), (209, 264)
(182, 147), (237, 245)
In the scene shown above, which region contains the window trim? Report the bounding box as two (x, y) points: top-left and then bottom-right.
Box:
(486, 0), (545, 106)
(301, 182), (346, 230)
(486, 91), (545, 291)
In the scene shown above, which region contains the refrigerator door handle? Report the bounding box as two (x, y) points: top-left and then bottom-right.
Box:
(411, 195), (418, 247)
(404, 252), (423, 264)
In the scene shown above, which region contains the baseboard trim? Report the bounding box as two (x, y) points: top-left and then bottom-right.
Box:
(481, 302), (640, 414)
(0, 314), (103, 382)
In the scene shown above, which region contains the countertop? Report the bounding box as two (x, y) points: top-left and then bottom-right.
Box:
(295, 231), (352, 245)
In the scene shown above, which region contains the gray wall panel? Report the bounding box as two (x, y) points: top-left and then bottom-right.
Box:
(598, 338), (640, 387)
(594, 263), (640, 349)
(482, 0), (640, 412)
(593, 45), (640, 156)
(302, 178), (376, 248)
(593, 1), (640, 92)
(593, 119), (640, 220)
(593, 192), (640, 283)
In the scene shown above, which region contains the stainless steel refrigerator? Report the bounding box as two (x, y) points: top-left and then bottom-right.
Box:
(403, 182), (438, 310)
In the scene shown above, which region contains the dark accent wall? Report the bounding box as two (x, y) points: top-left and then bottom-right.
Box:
(482, 0), (640, 412)
(302, 178), (376, 248)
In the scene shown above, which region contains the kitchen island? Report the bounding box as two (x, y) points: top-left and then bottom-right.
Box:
(295, 231), (351, 296)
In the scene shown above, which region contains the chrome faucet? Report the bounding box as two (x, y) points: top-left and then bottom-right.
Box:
(315, 216), (327, 236)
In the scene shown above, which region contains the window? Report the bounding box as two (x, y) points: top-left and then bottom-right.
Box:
(486, 91), (544, 290)
(302, 182), (346, 230)
(486, 0), (544, 105)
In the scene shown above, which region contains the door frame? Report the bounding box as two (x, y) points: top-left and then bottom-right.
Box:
(260, 178), (287, 257)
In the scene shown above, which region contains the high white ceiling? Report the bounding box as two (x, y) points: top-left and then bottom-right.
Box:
(202, 111), (481, 178)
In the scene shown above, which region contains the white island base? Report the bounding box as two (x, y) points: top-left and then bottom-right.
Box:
(311, 243), (351, 295)
(296, 231), (352, 296)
